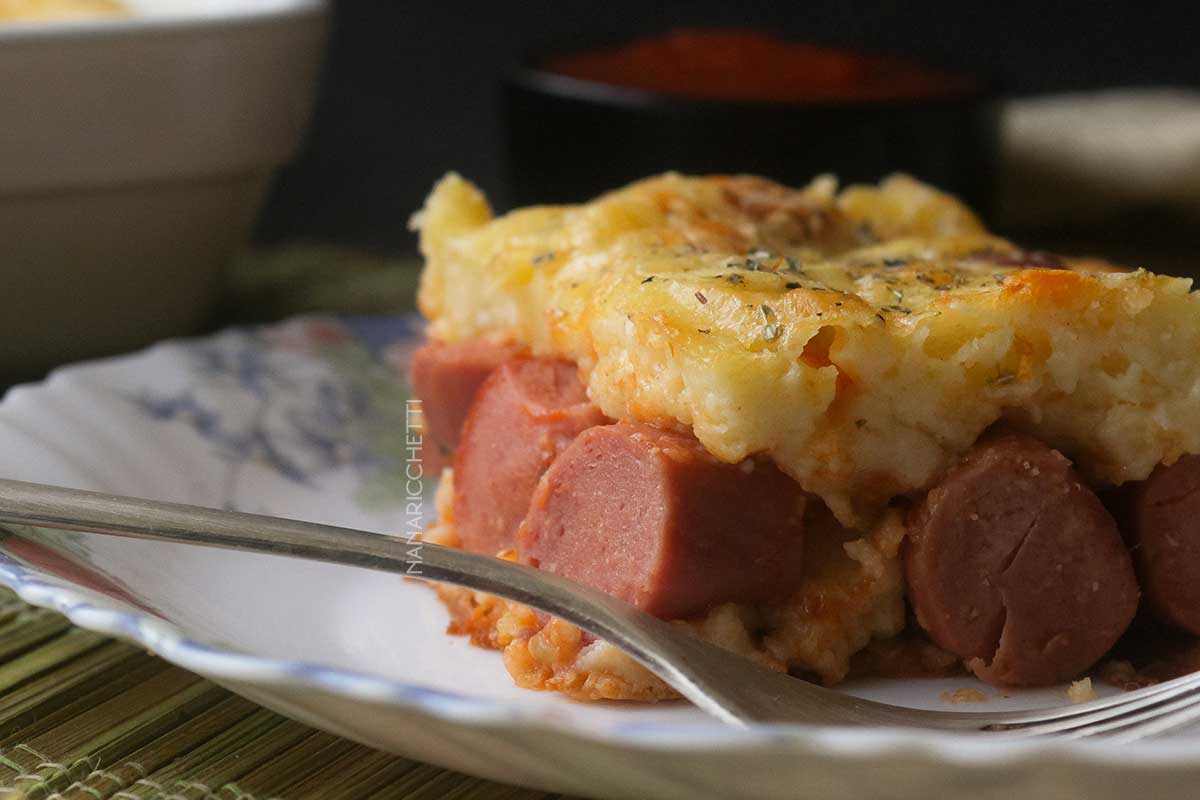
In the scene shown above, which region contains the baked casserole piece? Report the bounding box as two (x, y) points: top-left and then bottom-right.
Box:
(409, 171), (1200, 699)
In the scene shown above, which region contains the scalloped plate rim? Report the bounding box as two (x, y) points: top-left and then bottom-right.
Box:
(0, 318), (1197, 786)
(5, 552), (1200, 767)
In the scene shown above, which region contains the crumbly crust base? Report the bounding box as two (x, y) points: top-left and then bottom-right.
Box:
(423, 470), (914, 700)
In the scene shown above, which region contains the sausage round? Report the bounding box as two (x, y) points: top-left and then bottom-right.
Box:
(452, 357), (609, 556)
(518, 422), (808, 620)
(1128, 454), (1200, 635)
(905, 435), (1138, 687)
(408, 338), (522, 472)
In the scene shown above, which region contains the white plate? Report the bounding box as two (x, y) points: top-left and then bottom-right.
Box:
(1, 315), (1197, 800)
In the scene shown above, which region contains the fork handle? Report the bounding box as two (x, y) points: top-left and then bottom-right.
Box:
(0, 478), (1005, 730)
(0, 478), (771, 725)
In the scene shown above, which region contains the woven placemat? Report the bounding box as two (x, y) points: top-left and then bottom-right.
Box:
(0, 588), (579, 800)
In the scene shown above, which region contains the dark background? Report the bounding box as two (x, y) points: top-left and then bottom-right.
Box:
(255, 0), (1199, 254)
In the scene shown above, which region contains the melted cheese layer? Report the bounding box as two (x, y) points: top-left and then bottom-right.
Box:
(415, 171), (1200, 527)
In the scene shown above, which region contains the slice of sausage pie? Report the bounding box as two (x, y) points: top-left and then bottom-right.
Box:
(409, 170), (1200, 701)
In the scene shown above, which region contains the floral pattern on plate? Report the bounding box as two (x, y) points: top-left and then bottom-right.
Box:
(126, 316), (425, 511)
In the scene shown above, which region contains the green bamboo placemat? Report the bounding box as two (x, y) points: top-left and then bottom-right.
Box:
(0, 587), (580, 800)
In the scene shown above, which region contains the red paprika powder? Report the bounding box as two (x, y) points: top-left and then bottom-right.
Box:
(544, 28), (975, 104)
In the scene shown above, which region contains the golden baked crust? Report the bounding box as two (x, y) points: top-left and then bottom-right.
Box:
(415, 172), (1200, 527)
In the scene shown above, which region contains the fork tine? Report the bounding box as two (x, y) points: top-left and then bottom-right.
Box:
(1049, 686), (1200, 739)
(978, 672), (1200, 736)
(1102, 695), (1200, 743)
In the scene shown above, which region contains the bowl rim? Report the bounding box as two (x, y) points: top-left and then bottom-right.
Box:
(0, 0), (327, 42)
(508, 66), (996, 114)
(507, 29), (998, 113)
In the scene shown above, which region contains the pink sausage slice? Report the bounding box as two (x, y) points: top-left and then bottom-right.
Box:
(1129, 454), (1200, 635)
(905, 435), (1138, 687)
(518, 422), (807, 620)
(453, 357), (609, 556)
(408, 338), (521, 472)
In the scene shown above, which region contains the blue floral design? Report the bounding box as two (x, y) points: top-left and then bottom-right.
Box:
(128, 316), (420, 510)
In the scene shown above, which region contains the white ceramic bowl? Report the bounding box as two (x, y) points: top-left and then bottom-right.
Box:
(0, 0), (328, 376)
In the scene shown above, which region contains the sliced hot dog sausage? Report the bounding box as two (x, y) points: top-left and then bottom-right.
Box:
(453, 357), (609, 556)
(408, 338), (521, 472)
(905, 435), (1138, 687)
(1128, 454), (1200, 635)
(518, 422), (807, 620)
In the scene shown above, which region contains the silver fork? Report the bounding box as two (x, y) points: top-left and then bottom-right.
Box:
(1, 478), (1197, 740)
